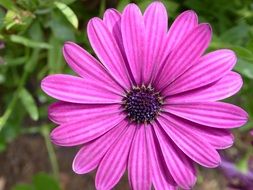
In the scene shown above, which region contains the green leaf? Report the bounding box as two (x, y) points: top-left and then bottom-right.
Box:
(12, 184), (33, 190)
(0, 0), (15, 10)
(47, 36), (64, 73)
(209, 39), (253, 61)
(117, 0), (130, 12)
(136, 0), (153, 12)
(0, 138), (6, 152)
(220, 23), (250, 45)
(28, 21), (43, 41)
(234, 58), (253, 79)
(162, 1), (179, 18)
(231, 46), (253, 61)
(48, 10), (75, 41)
(11, 173), (60, 190)
(9, 35), (52, 49)
(25, 48), (40, 72)
(59, 0), (77, 4)
(54, 1), (78, 29)
(16, 0), (39, 11)
(0, 7), (5, 29)
(19, 88), (39, 121)
(33, 173), (61, 190)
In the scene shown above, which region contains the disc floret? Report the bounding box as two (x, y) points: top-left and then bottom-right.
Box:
(122, 85), (163, 124)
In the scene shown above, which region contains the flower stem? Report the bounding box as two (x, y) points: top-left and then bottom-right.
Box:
(41, 125), (60, 180)
(0, 71), (28, 131)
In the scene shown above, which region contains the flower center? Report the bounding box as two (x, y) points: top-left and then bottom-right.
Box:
(122, 85), (163, 124)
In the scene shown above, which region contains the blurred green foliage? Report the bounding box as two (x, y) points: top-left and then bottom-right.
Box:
(12, 172), (61, 190)
(0, 0), (253, 189)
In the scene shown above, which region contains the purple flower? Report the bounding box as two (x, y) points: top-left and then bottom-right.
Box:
(41, 2), (248, 190)
(220, 159), (253, 190)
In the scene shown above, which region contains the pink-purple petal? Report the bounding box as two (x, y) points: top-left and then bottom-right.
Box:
(164, 102), (248, 128)
(103, 9), (124, 52)
(62, 41), (102, 78)
(87, 17), (131, 89)
(167, 72), (243, 103)
(155, 24), (212, 90)
(162, 10), (198, 61)
(72, 120), (128, 174)
(142, 1), (168, 84)
(146, 125), (177, 190)
(158, 116), (221, 168)
(41, 74), (122, 104)
(153, 122), (197, 189)
(128, 125), (151, 190)
(103, 8), (121, 32)
(48, 101), (121, 124)
(95, 125), (136, 190)
(50, 112), (125, 146)
(62, 42), (121, 92)
(165, 49), (237, 95)
(162, 114), (234, 149)
(121, 3), (145, 84)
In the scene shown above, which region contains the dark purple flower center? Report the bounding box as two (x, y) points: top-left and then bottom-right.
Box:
(122, 85), (163, 124)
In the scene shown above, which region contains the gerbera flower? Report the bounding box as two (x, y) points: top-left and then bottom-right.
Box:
(41, 2), (248, 189)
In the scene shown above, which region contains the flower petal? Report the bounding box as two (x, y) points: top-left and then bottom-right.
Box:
(103, 8), (121, 32)
(153, 122), (196, 189)
(158, 115), (221, 168)
(164, 102), (248, 128)
(155, 24), (212, 90)
(162, 10), (198, 60)
(164, 49), (237, 95)
(87, 17), (131, 89)
(41, 74), (122, 104)
(142, 1), (168, 84)
(121, 3), (145, 84)
(162, 114), (234, 149)
(128, 125), (151, 190)
(48, 101), (121, 124)
(50, 112), (125, 146)
(146, 125), (177, 190)
(96, 124), (136, 190)
(103, 9), (134, 83)
(62, 42), (121, 91)
(103, 9), (123, 51)
(167, 72), (243, 103)
(72, 120), (127, 174)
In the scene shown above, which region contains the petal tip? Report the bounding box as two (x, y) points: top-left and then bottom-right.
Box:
(224, 49), (237, 64)
(48, 102), (60, 124)
(72, 158), (83, 175)
(41, 75), (59, 94)
(149, 1), (166, 7)
(63, 41), (76, 53)
(199, 23), (212, 33)
(103, 8), (121, 21)
(123, 3), (140, 13)
(63, 41), (74, 47)
(180, 10), (198, 24)
(50, 128), (57, 141)
(40, 76), (49, 93)
(184, 10), (197, 17)
(87, 17), (102, 29)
